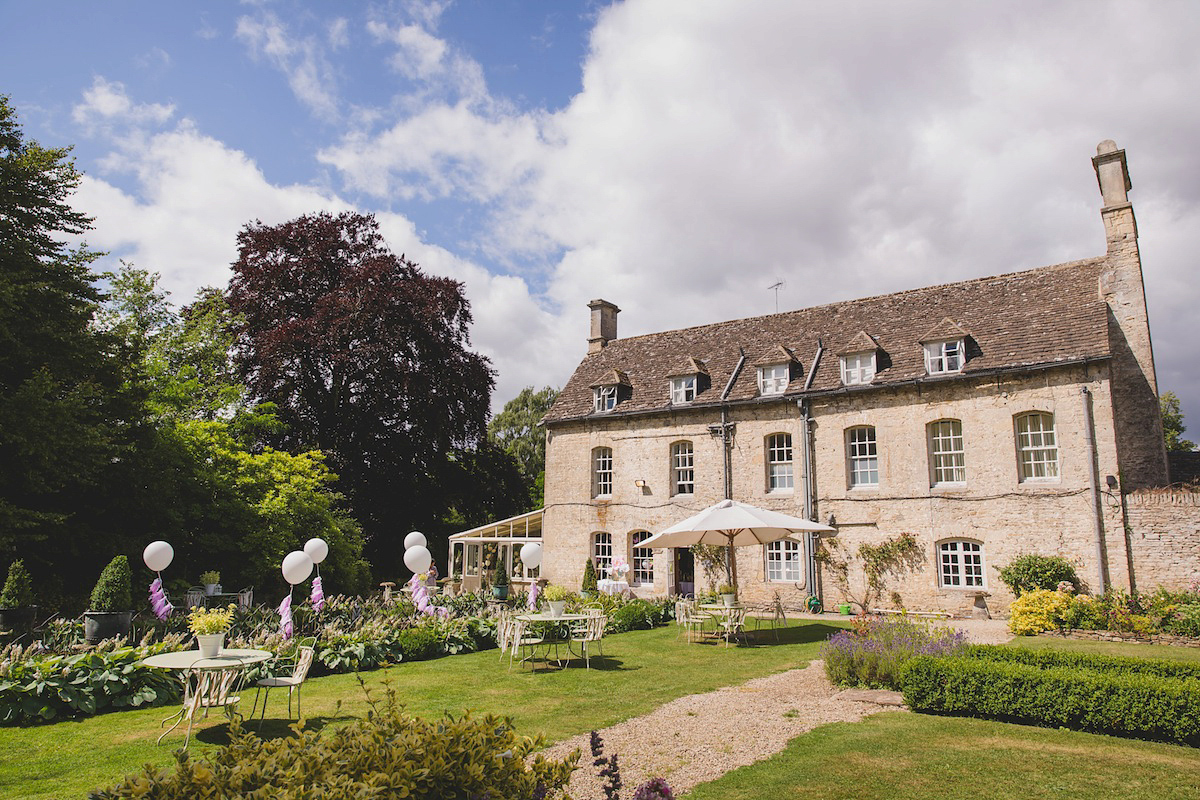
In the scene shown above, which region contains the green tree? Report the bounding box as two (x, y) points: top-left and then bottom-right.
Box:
(488, 386), (559, 507)
(0, 96), (148, 597)
(1161, 391), (1195, 452)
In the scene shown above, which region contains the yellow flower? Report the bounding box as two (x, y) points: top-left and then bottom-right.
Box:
(188, 604), (237, 635)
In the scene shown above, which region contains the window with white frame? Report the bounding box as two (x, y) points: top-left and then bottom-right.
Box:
(1015, 412), (1059, 481)
(766, 539), (803, 582)
(846, 426), (879, 488)
(631, 530), (654, 585)
(593, 532), (613, 575)
(757, 363), (790, 395)
(766, 433), (794, 492)
(465, 545), (479, 577)
(671, 441), (694, 495)
(669, 375), (696, 404)
(938, 540), (984, 588)
(592, 447), (613, 497)
(840, 352), (876, 385)
(593, 385), (618, 412)
(928, 419), (966, 485)
(924, 339), (964, 375)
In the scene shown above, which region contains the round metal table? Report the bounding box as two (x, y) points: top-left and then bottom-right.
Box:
(142, 648), (273, 744)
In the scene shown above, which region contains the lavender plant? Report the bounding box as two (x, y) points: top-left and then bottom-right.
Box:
(821, 614), (967, 690)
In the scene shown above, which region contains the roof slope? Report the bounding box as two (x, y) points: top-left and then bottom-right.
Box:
(545, 257), (1111, 424)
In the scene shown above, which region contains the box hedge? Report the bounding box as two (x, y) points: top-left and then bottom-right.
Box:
(961, 644), (1200, 681)
(901, 655), (1200, 745)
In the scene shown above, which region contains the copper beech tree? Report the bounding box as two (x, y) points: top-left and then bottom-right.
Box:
(228, 212), (495, 569)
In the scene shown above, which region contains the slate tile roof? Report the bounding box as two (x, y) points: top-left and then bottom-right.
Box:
(544, 257), (1111, 425)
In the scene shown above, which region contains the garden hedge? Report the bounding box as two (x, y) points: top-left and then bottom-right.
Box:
(902, 655), (1200, 745)
(962, 644), (1200, 681)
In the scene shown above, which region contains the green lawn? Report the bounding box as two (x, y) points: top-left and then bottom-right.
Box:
(685, 712), (1200, 800)
(1010, 634), (1200, 663)
(0, 620), (843, 799)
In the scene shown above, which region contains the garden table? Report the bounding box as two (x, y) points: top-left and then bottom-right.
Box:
(516, 613), (589, 667)
(698, 604), (750, 642)
(142, 648), (272, 743)
(597, 578), (629, 595)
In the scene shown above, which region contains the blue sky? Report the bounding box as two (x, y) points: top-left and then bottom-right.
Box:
(5, 1), (1200, 433)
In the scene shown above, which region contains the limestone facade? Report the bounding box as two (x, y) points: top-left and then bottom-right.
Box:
(538, 142), (1181, 616)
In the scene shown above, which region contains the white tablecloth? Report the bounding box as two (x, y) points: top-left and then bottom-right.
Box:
(597, 579), (629, 595)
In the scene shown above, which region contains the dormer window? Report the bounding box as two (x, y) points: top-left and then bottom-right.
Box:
(924, 340), (964, 375)
(670, 376), (696, 404)
(841, 352), (876, 385)
(593, 385), (618, 412)
(757, 364), (790, 395)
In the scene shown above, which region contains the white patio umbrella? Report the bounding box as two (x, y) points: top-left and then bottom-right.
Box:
(639, 499), (835, 593)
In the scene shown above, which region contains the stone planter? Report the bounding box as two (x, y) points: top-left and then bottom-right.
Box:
(492, 584), (509, 601)
(196, 632), (226, 657)
(547, 600), (567, 617)
(83, 610), (133, 644)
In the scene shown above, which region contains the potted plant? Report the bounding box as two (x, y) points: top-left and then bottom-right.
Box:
(543, 585), (571, 617)
(84, 556), (133, 643)
(717, 583), (737, 607)
(581, 558), (598, 598)
(492, 559), (510, 600)
(188, 603), (236, 657)
(200, 570), (221, 596)
(0, 559), (36, 632)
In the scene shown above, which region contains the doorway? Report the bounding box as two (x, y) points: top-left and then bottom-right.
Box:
(674, 548), (695, 597)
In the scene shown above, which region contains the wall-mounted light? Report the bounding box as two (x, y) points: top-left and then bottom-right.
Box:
(1105, 475), (1119, 489)
(827, 512), (837, 527)
(634, 479), (647, 489)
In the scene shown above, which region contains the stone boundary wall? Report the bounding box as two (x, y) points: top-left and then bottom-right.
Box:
(1038, 629), (1200, 648)
(1125, 488), (1200, 592)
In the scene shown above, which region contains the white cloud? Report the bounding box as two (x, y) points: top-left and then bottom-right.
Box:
(235, 11), (340, 119)
(72, 77), (174, 132)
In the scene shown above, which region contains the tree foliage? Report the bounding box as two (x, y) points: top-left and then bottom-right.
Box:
(228, 212), (495, 572)
(488, 385), (558, 508)
(1161, 391), (1195, 452)
(815, 533), (924, 612)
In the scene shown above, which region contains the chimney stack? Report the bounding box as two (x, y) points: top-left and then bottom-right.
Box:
(1092, 139), (1137, 255)
(588, 299), (620, 354)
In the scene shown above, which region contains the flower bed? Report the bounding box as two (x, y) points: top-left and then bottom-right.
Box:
(820, 614), (967, 690)
(1008, 584), (1200, 639)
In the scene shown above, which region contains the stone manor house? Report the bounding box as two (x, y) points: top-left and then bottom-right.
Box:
(450, 141), (1198, 616)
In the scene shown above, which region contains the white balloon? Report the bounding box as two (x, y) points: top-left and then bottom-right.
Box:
(520, 542), (543, 569)
(403, 531), (427, 550)
(303, 537), (329, 564)
(143, 541), (174, 572)
(403, 544), (432, 574)
(281, 550), (314, 585)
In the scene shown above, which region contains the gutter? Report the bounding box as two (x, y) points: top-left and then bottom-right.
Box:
(1080, 386), (1108, 594)
(799, 339), (823, 598)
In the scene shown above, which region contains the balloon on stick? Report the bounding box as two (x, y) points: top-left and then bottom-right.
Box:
(519, 542), (543, 570)
(143, 541), (174, 572)
(282, 551), (314, 585)
(403, 544), (432, 574)
(303, 537), (329, 565)
(403, 531), (427, 550)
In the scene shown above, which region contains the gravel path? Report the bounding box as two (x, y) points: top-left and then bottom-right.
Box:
(539, 617), (1012, 797)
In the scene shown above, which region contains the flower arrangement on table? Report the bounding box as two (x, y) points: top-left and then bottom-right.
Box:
(542, 585), (571, 602)
(199, 571), (220, 586)
(608, 556), (630, 582)
(188, 603), (236, 635)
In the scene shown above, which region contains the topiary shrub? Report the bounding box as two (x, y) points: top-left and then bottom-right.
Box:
(89, 556), (133, 612)
(0, 559), (34, 608)
(394, 625), (441, 661)
(1007, 588), (1071, 635)
(998, 554), (1079, 596)
(92, 682), (578, 798)
(582, 558), (598, 593)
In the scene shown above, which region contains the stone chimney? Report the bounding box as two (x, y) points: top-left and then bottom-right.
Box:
(588, 299), (620, 354)
(1093, 139), (1136, 253)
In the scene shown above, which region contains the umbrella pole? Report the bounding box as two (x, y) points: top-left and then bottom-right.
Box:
(726, 534), (738, 597)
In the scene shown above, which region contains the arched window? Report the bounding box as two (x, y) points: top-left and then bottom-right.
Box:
(846, 426), (878, 488)
(592, 446), (613, 497)
(938, 540), (984, 588)
(927, 419), (965, 485)
(671, 440), (694, 495)
(1015, 412), (1058, 481)
(765, 433), (794, 492)
(631, 530), (654, 585)
(592, 532), (613, 574)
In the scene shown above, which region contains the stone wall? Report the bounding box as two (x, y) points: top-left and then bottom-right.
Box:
(1125, 488), (1200, 592)
(1039, 629), (1200, 648)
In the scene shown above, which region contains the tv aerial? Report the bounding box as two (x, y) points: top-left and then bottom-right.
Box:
(767, 280), (785, 313)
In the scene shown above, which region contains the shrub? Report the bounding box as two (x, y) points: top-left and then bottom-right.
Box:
(394, 624), (442, 661)
(492, 559), (509, 587)
(607, 599), (669, 633)
(1166, 603), (1200, 638)
(821, 614), (967, 690)
(1059, 594), (1107, 630)
(89, 556), (132, 612)
(998, 554), (1079, 596)
(1007, 588), (1070, 635)
(0, 560), (34, 608)
(582, 558), (598, 593)
(901, 655), (1200, 745)
(93, 682), (578, 799)
(959, 644), (1200, 681)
